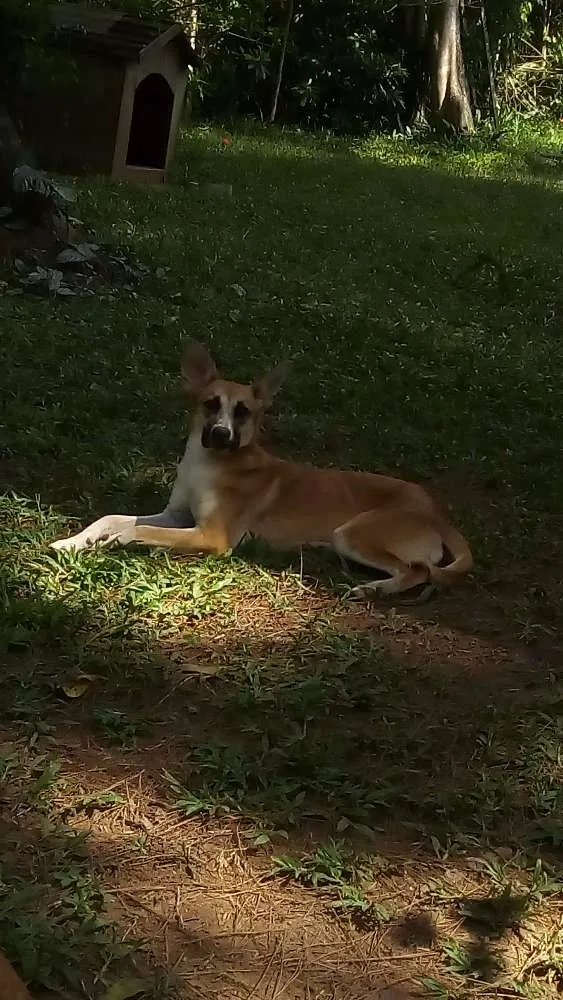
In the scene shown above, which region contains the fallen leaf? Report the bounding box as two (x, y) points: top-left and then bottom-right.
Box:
(60, 673), (100, 698)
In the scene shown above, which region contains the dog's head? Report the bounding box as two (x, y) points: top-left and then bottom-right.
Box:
(181, 342), (288, 452)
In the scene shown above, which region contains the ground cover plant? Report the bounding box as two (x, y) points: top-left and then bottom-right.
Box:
(0, 120), (562, 999)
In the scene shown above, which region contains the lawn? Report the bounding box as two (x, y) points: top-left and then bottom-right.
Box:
(0, 121), (562, 1000)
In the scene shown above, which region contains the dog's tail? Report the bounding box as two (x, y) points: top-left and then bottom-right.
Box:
(427, 520), (473, 586)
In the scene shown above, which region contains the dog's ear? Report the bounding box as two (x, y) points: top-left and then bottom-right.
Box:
(181, 343), (218, 395)
(253, 360), (290, 407)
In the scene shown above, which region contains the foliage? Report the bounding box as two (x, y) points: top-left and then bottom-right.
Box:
(271, 840), (392, 924)
(2, 0), (561, 131)
(166, 0), (562, 129)
(3, 163), (75, 226)
(193, 0), (410, 131)
(497, 2), (563, 115)
(0, 0), (56, 100)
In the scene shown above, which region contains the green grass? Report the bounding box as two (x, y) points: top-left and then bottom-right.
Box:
(0, 119), (562, 999)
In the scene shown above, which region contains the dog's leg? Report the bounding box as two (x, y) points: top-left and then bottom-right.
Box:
(50, 446), (197, 553)
(333, 512), (435, 599)
(119, 521), (231, 556)
(50, 509), (194, 553)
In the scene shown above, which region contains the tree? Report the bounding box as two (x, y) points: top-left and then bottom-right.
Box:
(400, 0), (474, 132)
(428, 0), (474, 131)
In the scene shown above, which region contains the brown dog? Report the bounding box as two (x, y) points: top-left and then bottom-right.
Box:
(0, 954), (32, 1000)
(52, 343), (473, 599)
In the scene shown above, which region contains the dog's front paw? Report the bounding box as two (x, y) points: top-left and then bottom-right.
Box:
(50, 531), (108, 553)
(50, 535), (87, 553)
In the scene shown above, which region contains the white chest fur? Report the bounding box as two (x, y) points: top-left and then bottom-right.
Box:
(166, 433), (218, 523)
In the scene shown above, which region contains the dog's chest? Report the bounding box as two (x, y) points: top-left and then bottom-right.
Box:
(174, 439), (218, 522)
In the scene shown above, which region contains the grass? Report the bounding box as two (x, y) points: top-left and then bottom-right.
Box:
(0, 118), (562, 999)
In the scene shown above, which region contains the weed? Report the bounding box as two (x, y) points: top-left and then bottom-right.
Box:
(0, 830), (128, 995)
(271, 839), (391, 925)
(93, 708), (148, 749)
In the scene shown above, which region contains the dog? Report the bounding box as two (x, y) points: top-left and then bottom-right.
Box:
(51, 343), (473, 599)
(0, 953), (33, 1000)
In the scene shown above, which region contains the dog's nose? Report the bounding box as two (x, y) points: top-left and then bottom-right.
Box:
(210, 425), (232, 448)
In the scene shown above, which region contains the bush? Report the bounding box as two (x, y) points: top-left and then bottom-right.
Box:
(0, 0), (53, 101)
(194, 0), (410, 132)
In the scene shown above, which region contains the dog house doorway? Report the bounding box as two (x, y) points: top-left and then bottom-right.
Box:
(126, 73), (174, 171)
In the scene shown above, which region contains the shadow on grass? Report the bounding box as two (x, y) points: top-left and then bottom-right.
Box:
(0, 812), (431, 1000)
(1, 540), (562, 997)
(1, 560), (559, 847)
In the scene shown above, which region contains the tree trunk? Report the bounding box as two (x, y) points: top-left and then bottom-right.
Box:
(428, 0), (474, 132)
(188, 1), (198, 50)
(398, 0), (428, 123)
(269, 0), (295, 124)
(0, 106), (20, 203)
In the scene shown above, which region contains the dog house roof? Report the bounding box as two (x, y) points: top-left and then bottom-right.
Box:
(50, 3), (196, 64)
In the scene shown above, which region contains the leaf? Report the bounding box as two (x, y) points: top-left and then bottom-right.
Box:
(103, 976), (146, 1000)
(31, 759), (61, 793)
(351, 823), (381, 841)
(50, 180), (76, 203)
(22, 267), (49, 285)
(47, 269), (63, 292)
(12, 164), (51, 196)
(417, 978), (450, 998)
(61, 682), (90, 699)
(57, 243), (99, 264)
(253, 832), (271, 846)
(61, 673), (100, 699)
(431, 835), (443, 858)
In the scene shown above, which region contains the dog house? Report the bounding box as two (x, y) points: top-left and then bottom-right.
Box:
(14, 4), (195, 183)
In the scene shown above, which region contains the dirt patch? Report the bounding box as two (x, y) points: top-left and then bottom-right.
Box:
(3, 734), (559, 1000)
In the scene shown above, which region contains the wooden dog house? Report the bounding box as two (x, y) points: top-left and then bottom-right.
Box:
(15, 4), (195, 183)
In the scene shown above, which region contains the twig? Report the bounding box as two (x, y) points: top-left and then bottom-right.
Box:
(245, 942), (280, 999)
(317, 948), (439, 965)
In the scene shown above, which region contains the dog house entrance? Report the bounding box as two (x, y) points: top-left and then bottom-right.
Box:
(126, 73), (174, 170)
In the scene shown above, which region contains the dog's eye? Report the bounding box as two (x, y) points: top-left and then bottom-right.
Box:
(203, 396), (220, 414)
(234, 401), (250, 421)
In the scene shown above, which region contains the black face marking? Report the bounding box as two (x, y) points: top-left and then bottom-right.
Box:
(201, 424), (240, 451)
(203, 395), (221, 415)
(233, 401), (250, 421)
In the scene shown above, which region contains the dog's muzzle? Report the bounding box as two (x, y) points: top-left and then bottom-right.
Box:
(202, 424), (239, 451)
